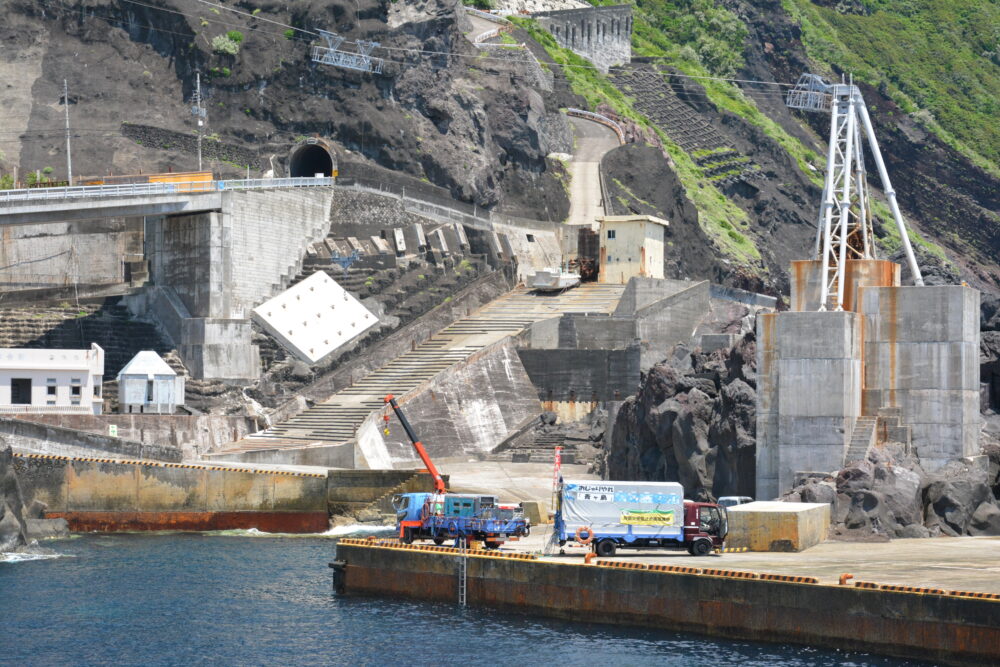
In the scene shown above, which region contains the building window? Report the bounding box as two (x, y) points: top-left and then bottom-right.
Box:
(607, 229), (616, 239)
(10, 378), (31, 405)
(607, 256), (613, 262)
(71, 385), (81, 397)
(47, 400), (56, 406)
(46, 378), (56, 385)
(47, 385), (56, 396)
(94, 385), (102, 398)
(71, 377), (81, 385)
(71, 398), (81, 406)
(147, 380), (154, 402)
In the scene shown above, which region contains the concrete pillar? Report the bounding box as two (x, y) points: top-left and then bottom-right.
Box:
(861, 285), (980, 469)
(790, 259), (899, 312)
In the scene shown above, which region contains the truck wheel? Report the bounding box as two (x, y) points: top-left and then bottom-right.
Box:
(691, 539), (712, 556)
(402, 527), (414, 544)
(433, 537), (445, 546)
(595, 539), (617, 557)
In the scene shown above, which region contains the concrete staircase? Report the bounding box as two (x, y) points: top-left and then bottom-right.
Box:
(217, 283), (625, 456)
(845, 407), (914, 466)
(845, 416), (877, 465)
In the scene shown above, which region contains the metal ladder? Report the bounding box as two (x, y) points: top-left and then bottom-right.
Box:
(457, 540), (468, 607)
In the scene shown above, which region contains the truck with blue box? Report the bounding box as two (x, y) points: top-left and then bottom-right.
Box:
(555, 480), (727, 557)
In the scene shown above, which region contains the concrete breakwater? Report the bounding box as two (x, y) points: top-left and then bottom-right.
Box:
(13, 454), (437, 533)
(334, 540), (1000, 665)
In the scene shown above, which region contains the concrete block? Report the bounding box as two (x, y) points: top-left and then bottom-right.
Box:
(252, 271), (378, 364)
(864, 342), (979, 392)
(520, 501), (546, 525)
(775, 311), (861, 360)
(861, 286), (979, 343)
(726, 501), (830, 552)
(700, 333), (737, 352)
(908, 422), (981, 461)
(777, 359), (860, 417)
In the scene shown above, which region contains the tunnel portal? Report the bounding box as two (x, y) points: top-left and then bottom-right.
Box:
(289, 143), (334, 178)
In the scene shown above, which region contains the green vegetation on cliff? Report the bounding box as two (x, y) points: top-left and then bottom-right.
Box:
(783, 0), (1000, 176)
(511, 16), (761, 265)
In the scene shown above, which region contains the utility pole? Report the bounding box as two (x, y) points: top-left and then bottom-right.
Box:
(191, 73), (206, 171)
(63, 79), (72, 185)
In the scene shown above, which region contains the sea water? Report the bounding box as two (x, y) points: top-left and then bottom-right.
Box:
(0, 532), (921, 666)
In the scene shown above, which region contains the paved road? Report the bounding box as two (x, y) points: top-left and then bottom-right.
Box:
(565, 116), (621, 227)
(501, 529), (1000, 594)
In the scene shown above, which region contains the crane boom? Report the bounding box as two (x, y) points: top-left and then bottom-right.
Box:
(384, 394), (447, 493)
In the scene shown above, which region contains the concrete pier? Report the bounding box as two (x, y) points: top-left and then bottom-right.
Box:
(334, 539), (1000, 664)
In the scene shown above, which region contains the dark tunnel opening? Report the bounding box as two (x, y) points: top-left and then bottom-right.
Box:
(290, 144), (334, 178)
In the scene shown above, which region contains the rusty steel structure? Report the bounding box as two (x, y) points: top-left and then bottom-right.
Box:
(786, 73), (923, 311)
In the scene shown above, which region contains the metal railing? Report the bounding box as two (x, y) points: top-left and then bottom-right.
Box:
(465, 7), (509, 24)
(566, 108), (626, 145)
(0, 405), (96, 414)
(0, 177), (334, 206)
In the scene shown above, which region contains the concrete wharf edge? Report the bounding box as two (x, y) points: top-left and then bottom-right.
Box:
(334, 541), (1000, 665)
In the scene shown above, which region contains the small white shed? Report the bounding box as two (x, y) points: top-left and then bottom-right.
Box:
(117, 351), (184, 414)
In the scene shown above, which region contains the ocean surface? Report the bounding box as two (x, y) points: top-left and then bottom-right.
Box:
(1, 531), (920, 666)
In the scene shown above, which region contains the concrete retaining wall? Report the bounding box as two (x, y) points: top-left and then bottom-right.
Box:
(13, 413), (256, 459)
(1, 416), (181, 462)
(358, 338), (542, 465)
(532, 5), (632, 73)
(14, 454), (328, 532)
(518, 346), (640, 402)
(336, 542), (1000, 664)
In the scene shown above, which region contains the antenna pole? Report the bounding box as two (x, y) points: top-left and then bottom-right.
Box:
(63, 79), (72, 185)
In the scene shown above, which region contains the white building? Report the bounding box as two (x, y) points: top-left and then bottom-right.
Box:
(0, 343), (104, 414)
(117, 351), (184, 414)
(597, 215), (669, 283)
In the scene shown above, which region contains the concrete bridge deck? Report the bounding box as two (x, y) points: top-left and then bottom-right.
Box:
(218, 283), (625, 454)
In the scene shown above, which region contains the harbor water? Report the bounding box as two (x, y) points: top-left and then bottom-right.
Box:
(1, 533), (920, 666)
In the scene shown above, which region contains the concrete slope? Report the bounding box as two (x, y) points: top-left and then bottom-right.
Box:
(565, 116), (620, 227)
(212, 284), (625, 464)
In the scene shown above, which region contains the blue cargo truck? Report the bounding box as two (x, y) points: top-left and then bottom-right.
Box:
(555, 480), (727, 557)
(392, 492), (529, 548)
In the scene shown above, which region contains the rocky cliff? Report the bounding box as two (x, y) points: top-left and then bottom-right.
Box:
(0, 446), (29, 553)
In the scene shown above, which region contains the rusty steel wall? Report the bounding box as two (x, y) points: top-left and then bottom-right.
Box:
(791, 259), (899, 313)
(14, 454), (328, 533)
(335, 543), (1000, 665)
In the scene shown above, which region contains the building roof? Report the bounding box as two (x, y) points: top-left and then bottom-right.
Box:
(117, 351), (176, 381)
(598, 215), (670, 228)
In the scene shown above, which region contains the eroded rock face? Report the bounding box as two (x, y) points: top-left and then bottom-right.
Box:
(0, 445), (29, 552)
(597, 334), (757, 501)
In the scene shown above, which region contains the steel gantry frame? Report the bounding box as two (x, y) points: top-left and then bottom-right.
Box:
(786, 74), (923, 311)
(311, 30), (384, 74)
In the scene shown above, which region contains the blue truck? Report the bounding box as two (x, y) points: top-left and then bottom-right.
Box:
(392, 492), (529, 548)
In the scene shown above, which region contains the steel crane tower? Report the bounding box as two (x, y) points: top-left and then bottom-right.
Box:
(786, 74), (923, 311)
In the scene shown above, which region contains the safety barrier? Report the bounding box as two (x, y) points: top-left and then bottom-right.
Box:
(0, 177), (334, 205)
(758, 573), (818, 584)
(14, 452), (326, 477)
(338, 537), (539, 560)
(879, 584), (946, 595)
(719, 546), (748, 553)
(701, 568), (758, 580)
(596, 560), (648, 570)
(854, 581), (880, 589)
(646, 564), (701, 574)
(465, 7), (509, 24)
(566, 108), (626, 145)
(948, 590), (1000, 601)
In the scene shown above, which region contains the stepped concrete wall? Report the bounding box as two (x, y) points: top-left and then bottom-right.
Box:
(12, 414), (256, 460)
(13, 454), (328, 532)
(518, 345), (640, 402)
(533, 5), (632, 73)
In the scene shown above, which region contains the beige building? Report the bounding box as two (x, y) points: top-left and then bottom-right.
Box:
(597, 215), (668, 283)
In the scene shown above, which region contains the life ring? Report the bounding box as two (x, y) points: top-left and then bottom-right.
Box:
(575, 525), (595, 545)
(447, 520), (459, 534)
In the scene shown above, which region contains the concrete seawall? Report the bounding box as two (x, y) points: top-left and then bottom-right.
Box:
(334, 540), (1000, 665)
(15, 454), (329, 532)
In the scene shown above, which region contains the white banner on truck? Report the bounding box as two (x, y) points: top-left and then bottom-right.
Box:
(562, 480), (684, 538)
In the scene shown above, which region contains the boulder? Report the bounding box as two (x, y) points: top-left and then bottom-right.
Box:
(0, 445), (28, 551)
(968, 501), (1000, 536)
(25, 517), (70, 540)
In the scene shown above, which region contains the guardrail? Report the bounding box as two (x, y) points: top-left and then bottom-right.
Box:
(566, 108), (626, 145)
(0, 177), (334, 206)
(465, 7), (509, 24)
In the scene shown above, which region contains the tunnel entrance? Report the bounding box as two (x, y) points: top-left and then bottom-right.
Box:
(289, 143), (334, 178)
